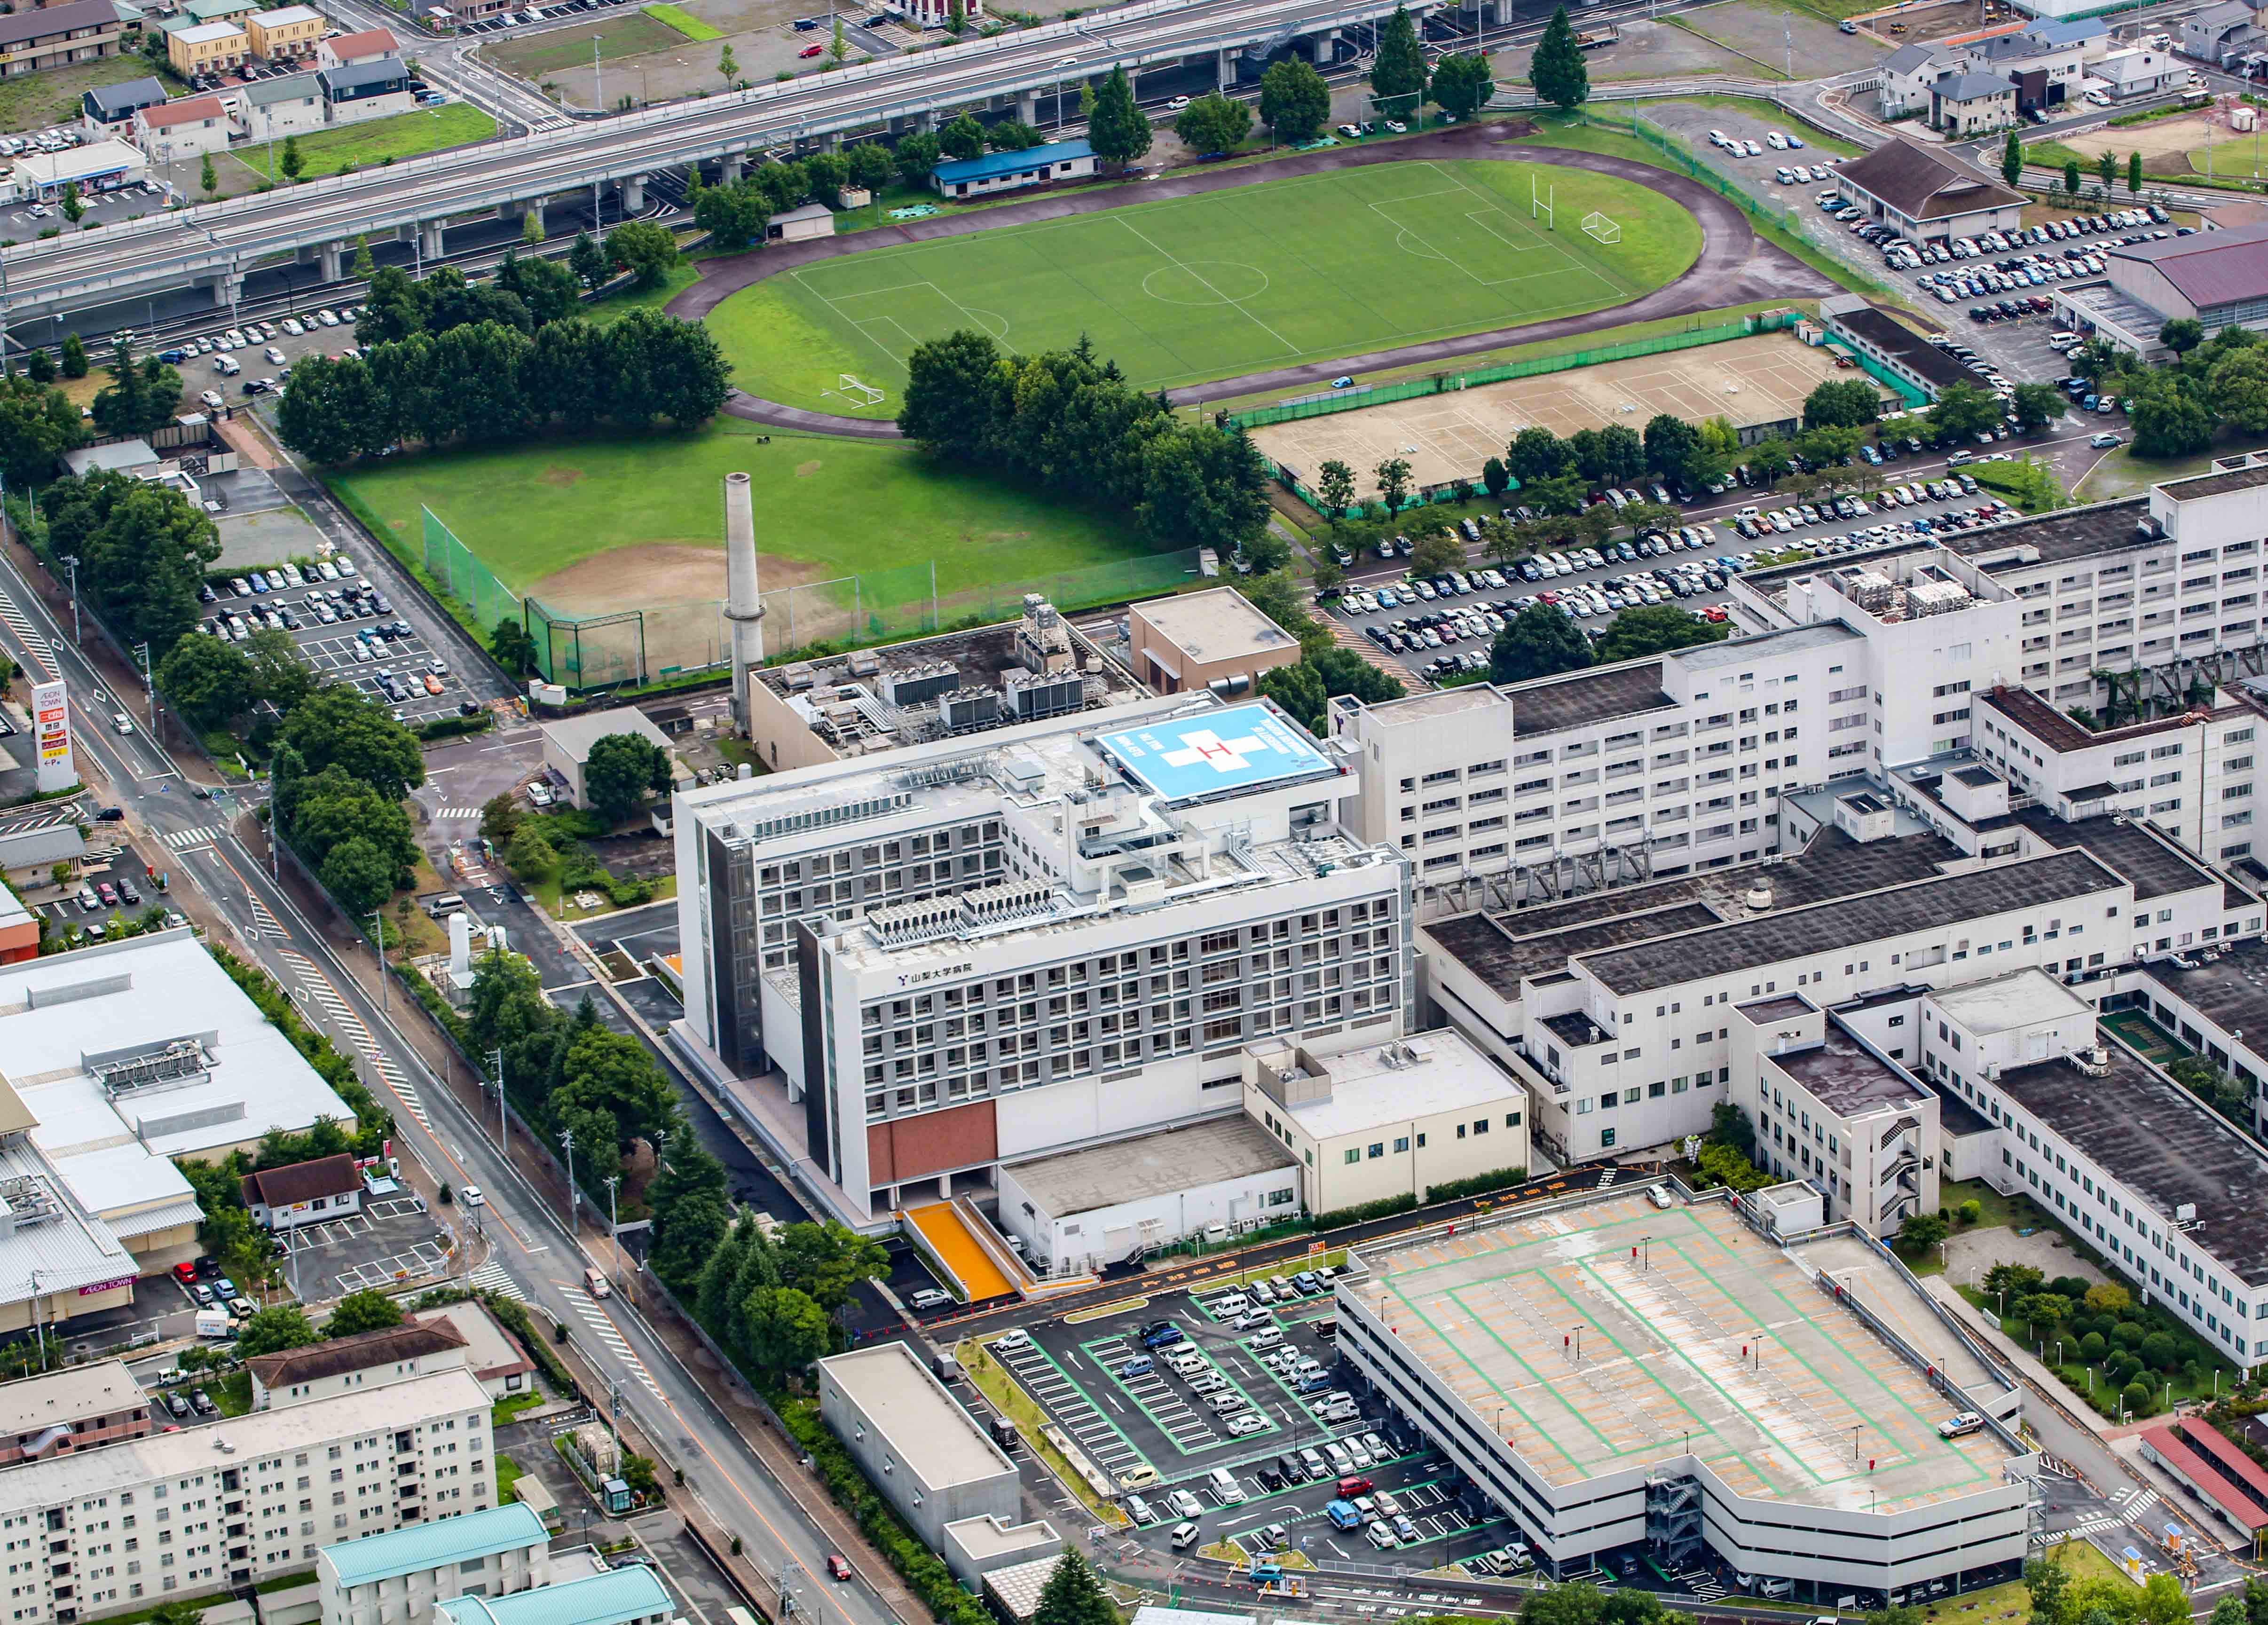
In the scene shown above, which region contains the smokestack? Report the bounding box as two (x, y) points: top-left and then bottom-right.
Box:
(448, 910), (472, 978)
(724, 471), (766, 734)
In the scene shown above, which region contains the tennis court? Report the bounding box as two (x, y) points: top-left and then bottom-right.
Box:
(1252, 331), (1859, 500)
(1347, 1194), (2006, 1513)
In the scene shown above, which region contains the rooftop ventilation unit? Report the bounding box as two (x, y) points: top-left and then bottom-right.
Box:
(733, 791), (914, 844)
(90, 1036), (212, 1098)
(879, 662), (959, 708)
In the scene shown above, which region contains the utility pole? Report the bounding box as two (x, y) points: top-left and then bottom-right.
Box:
(604, 1173), (620, 1289)
(560, 1126), (578, 1231)
(60, 555), (80, 644)
(132, 640), (157, 737)
(371, 908), (388, 1013)
(491, 1045), (508, 1151)
(592, 34), (603, 113)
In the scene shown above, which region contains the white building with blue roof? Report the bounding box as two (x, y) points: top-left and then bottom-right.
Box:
(435, 1565), (674, 1625)
(319, 1501), (551, 1625)
(929, 138), (1095, 199)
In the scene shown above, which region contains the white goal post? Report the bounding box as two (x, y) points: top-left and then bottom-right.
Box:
(1530, 173), (1555, 229)
(1583, 211), (1621, 244)
(835, 374), (886, 407)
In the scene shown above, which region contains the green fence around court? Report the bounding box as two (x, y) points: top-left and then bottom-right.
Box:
(424, 499), (1206, 694)
(1227, 308), (1803, 432)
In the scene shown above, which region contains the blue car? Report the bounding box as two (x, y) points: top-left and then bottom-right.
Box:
(1330, 376), (1356, 389)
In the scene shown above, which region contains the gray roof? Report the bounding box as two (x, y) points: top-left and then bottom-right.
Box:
(246, 70), (321, 105)
(1769, 1019), (1929, 1118)
(1996, 1041), (2268, 1286)
(1827, 306), (1978, 391)
(1576, 849), (2124, 995)
(1882, 41), (1939, 73)
(1936, 71), (2015, 102)
(541, 703), (672, 761)
(2163, 454), (2268, 502)
(319, 54), (408, 94)
(83, 75), (166, 117)
(2194, 0), (2257, 25)
(0, 0), (119, 48)
(2108, 222), (2268, 314)
(1506, 661), (1673, 738)
(1004, 1114), (1293, 1218)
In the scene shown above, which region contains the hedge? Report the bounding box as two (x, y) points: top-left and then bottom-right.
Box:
(418, 713), (494, 741)
(1423, 1165), (1529, 1205)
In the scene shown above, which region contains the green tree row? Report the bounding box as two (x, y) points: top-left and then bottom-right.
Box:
(898, 329), (1271, 556)
(2070, 320), (2268, 459)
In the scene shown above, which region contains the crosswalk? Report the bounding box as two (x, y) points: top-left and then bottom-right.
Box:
(246, 892), (281, 935)
(0, 589), (55, 679)
(2113, 1486), (2161, 1517)
(432, 807), (483, 820)
(2061, 1515), (2132, 1540)
(565, 1288), (663, 1400)
(165, 825), (222, 852)
(467, 1261), (525, 1302)
(276, 947), (430, 1128)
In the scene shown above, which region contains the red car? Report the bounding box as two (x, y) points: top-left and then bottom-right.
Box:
(799, 41), (823, 55)
(172, 1262), (198, 1286)
(825, 1555), (852, 1582)
(97, 882), (117, 906)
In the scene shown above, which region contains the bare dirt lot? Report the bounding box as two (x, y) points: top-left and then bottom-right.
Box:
(2059, 111), (2268, 180)
(529, 544), (873, 675)
(1492, 16), (1752, 83)
(1250, 330), (1854, 498)
(1677, 0), (1889, 77)
(1863, 0), (2014, 46)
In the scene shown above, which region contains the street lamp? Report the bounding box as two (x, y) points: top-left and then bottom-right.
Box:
(559, 1126), (578, 1231)
(132, 640), (158, 738)
(604, 1173), (620, 1288)
(592, 34), (604, 113)
(1053, 55), (1079, 129)
(59, 553), (80, 644)
(370, 907), (388, 1013)
(490, 1045), (508, 1150)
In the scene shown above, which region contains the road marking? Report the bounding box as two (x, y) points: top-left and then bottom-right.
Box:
(165, 825), (221, 851)
(467, 1260), (526, 1301)
(276, 946), (430, 1128)
(566, 1288), (664, 1400)
(433, 806), (483, 818)
(0, 589), (57, 679)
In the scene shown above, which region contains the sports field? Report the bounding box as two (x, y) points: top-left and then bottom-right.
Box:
(1348, 1192), (2010, 1513)
(708, 159), (1701, 419)
(1253, 331), (1857, 498)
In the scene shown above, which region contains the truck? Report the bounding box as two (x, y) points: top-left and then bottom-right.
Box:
(1575, 24), (1618, 47)
(195, 1308), (234, 1340)
(1325, 1499), (1364, 1530)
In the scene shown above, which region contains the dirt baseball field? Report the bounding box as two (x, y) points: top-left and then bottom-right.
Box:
(1250, 331), (1857, 499)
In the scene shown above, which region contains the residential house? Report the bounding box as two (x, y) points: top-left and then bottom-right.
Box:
(317, 54), (411, 122)
(134, 92), (233, 159)
(246, 5), (324, 61)
(0, 0), (128, 78)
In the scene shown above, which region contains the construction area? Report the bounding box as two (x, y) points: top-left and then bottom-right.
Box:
(1248, 332), (1858, 502)
(1344, 1193), (2013, 1515)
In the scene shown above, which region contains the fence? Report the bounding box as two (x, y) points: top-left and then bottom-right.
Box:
(425, 499), (1206, 694)
(1227, 308), (1803, 432)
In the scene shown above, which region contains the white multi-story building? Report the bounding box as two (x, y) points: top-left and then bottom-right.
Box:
(0, 1368), (492, 1624)
(316, 1502), (549, 1625)
(671, 695), (1411, 1224)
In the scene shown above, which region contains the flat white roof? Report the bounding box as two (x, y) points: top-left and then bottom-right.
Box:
(1005, 1114), (1294, 1219)
(542, 706), (671, 763)
(15, 140), (144, 183)
(0, 1369), (489, 1508)
(1132, 587), (1300, 666)
(173, 19), (246, 39)
(0, 1359), (143, 1437)
(820, 1342), (1014, 1490)
(1261, 1030), (1523, 1142)
(254, 6), (323, 22)
(1928, 965), (2092, 1033)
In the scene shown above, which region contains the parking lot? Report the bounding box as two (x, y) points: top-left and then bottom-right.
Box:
(283, 1190), (455, 1298)
(205, 557), (469, 726)
(976, 1275), (1517, 1572)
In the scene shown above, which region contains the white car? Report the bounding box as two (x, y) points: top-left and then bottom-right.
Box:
(199, 389), (224, 410)
(460, 1185), (484, 1207)
(111, 712), (133, 734)
(1167, 95), (1189, 110)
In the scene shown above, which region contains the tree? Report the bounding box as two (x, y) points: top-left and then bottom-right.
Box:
(1929, 380), (2001, 445)
(491, 617), (540, 677)
(352, 237), (376, 281)
(1138, 425), (1269, 555)
(1481, 456), (1510, 497)
(2063, 158), (2080, 197)
(325, 1289), (404, 1338)
(938, 110), (986, 161)
(41, 470), (217, 653)
(1983, 1262), (2045, 1300)
(2129, 373), (2217, 458)
(506, 822), (560, 882)
(2095, 149), (2116, 190)
(2001, 129), (2024, 189)
(1642, 412), (1701, 487)
(652, 1190), (732, 1287)
(200, 152), (218, 198)
(281, 686), (423, 800)
(898, 328), (1004, 459)
(320, 834), (398, 916)
(569, 230), (611, 291)
(893, 131), (941, 187)
(847, 141), (894, 197)
(158, 632), (254, 727)
(1524, 1582), (1607, 1625)
(1592, 603), (1729, 662)
(23, 344), (52, 384)
(1174, 92), (1252, 156)
(1491, 600), (1591, 683)
(986, 120), (1041, 151)
(1316, 458), (1357, 517)
(693, 178), (769, 252)
(2209, 346), (2268, 434)
(1709, 1100), (1755, 1155)
(0, 375), (89, 489)
(91, 337), (182, 440)
(2011, 381), (2069, 434)
(234, 1304), (319, 1357)
(2127, 150), (2143, 194)
(2083, 1282), (2133, 1317)
(584, 731), (673, 824)
(1373, 456), (1413, 513)
(279, 134), (304, 182)
(2160, 317), (2205, 356)
(1896, 1212), (1949, 1254)
(149, 1601), (206, 1625)
(59, 331), (87, 379)
(1370, 3), (1428, 115)
(1259, 56), (1331, 143)
(718, 41), (738, 88)
(1430, 51), (1494, 120)
(59, 181), (82, 224)
(1086, 66), (1152, 171)
(777, 1221), (889, 1311)
(605, 221), (679, 291)
(1530, 6), (1590, 110)
(830, 15), (847, 61)
(1033, 1549), (1119, 1625)
(1506, 424), (1571, 484)
(1410, 529), (1464, 579)
(1804, 378), (1880, 430)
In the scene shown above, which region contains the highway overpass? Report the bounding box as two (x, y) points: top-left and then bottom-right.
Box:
(0, 0), (1418, 322)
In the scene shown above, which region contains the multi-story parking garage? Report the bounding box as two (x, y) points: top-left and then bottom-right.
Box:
(1333, 1190), (2035, 1600)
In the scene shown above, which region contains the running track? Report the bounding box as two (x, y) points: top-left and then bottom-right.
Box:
(666, 123), (1840, 439)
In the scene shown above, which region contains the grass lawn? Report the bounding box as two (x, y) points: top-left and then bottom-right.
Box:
(492, 1392), (545, 1428)
(0, 54), (175, 133)
(496, 1452), (526, 1503)
(704, 157), (1700, 418)
(583, 262), (700, 326)
(229, 103), (497, 186)
(643, 2), (723, 39)
(331, 418), (1156, 596)
(213, 1371), (253, 1417)
(486, 14), (686, 75)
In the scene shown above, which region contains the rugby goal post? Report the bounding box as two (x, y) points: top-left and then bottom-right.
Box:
(1531, 173), (1555, 229)
(1583, 210), (1621, 244)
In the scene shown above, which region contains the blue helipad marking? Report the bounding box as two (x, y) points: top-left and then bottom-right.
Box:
(1095, 704), (1334, 802)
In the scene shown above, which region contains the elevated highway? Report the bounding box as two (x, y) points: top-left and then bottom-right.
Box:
(0, 0), (1413, 321)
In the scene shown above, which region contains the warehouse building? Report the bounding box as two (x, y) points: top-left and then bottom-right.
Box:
(2103, 222), (2268, 338)
(816, 1343), (1057, 1583)
(1336, 1190), (2032, 1594)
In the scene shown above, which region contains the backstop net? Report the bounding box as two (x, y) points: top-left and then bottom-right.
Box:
(421, 506), (523, 644)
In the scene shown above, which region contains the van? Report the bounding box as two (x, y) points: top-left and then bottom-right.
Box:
(1125, 1494), (1156, 1525)
(584, 1268), (611, 1298)
(1761, 1579), (1796, 1601)
(1299, 1448), (1327, 1480)
(424, 892), (468, 919)
(1208, 1467), (1246, 1505)
(1646, 1183), (1673, 1209)
(1171, 1522), (1201, 1550)
(216, 355), (241, 376)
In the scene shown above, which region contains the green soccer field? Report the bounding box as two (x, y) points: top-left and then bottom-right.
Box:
(707, 158), (1701, 419)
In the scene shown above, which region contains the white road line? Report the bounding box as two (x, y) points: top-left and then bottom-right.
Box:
(165, 825), (220, 850)
(276, 947), (429, 1128)
(567, 1289), (664, 1398)
(467, 1260), (525, 1301)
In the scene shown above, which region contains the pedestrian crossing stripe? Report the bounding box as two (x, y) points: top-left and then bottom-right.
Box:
(434, 807), (482, 819)
(165, 826), (220, 850)
(246, 893), (281, 934)
(0, 592), (55, 680)
(277, 947), (430, 1129)
(468, 1261), (525, 1302)
(567, 1289), (664, 1400)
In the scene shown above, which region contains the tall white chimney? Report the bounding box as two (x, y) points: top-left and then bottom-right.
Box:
(724, 471), (766, 734)
(448, 910), (473, 978)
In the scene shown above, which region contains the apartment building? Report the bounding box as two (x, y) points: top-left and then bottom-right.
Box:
(0, 1368), (491, 1625)
(316, 1502), (548, 1625)
(166, 20), (247, 74)
(244, 5), (322, 61)
(0, 0), (127, 79)
(671, 694), (1410, 1224)
(0, 1363), (151, 1469)
(248, 1322), (472, 1411)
